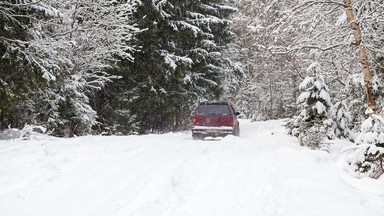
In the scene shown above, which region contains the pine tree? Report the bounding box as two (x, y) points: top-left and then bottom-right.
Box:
(330, 100), (352, 140)
(343, 74), (367, 140)
(95, 0), (237, 134)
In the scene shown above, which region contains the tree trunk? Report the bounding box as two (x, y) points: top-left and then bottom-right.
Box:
(267, 68), (274, 119)
(344, 0), (376, 114)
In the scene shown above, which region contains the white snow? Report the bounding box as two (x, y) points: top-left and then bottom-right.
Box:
(1, 119), (384, 216)
(319, 89), (331, 105)
(297, 91), (310, 103)
(336, 12), (348, 26)
(299, 77), (313, 90)
(314, 101), (326, 114)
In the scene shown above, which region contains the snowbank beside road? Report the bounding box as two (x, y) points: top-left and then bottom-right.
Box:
(0, 119), (383, 216)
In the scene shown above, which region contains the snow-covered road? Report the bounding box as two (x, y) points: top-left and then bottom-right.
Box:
(1, 120), (384, 216)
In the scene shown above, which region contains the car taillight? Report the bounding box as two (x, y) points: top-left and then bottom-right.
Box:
(231, 119), (234, 126)
(193, 118), (197, 125)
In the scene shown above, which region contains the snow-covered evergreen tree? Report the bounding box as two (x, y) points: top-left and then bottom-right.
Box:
(97, 0), (237, 134)
(342, 74), (368, 141)
(0, 0), (60, 129)
(289, 62), (334, 149)
(330, 100), (352, 140)
(345, 109), (384, 178)
(45, 0), (140, 136)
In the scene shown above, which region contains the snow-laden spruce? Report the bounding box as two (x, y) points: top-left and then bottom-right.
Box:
(344, 108), (384, 178)
(330, 100), (353, 141)
(105, 0), (237, 133)
(287, 62), (334, 150)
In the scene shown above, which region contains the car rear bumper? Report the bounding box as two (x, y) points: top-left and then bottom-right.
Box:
(192, 126), (233, 136)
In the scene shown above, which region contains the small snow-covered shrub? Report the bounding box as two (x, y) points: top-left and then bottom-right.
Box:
(0, 125), (47, 140)
(0, 128), (20, 140)
(330, 100), (353, 140)
(345, 110), (384, 178)
(298, 121), (325, 149)
(285, 118), (296, 136)
(19, 125), (47, 139)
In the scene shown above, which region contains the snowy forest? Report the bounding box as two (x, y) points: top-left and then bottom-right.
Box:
(1, 1), (384, 176)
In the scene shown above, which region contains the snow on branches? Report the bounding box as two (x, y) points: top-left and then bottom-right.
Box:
(288, 62), (334, 150)
(343, 108), (384, 178)
(0, 0), (141, 135)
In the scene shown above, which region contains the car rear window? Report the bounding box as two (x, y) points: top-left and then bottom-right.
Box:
(197, 104), (231, 115)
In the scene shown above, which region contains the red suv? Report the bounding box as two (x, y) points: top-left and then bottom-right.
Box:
(192, 101), (240, 139)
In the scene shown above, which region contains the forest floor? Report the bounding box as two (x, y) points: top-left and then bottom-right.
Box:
(1, 119), (384, 216)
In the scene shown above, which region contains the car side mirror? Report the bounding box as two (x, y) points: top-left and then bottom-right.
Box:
(235, 112), (240, 116)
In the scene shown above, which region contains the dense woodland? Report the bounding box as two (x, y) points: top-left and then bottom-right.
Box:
(1, 1), (384, 176)
(1, 0), (237, 135)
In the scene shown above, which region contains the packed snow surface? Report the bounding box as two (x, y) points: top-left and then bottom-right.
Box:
(1, 120), (384, 216)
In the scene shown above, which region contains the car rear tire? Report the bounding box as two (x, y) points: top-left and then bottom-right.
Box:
(233, 126), (240, 137)
(192, 133), (204, 140)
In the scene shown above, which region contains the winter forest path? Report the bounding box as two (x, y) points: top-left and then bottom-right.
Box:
(1, 120), (384, 216)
